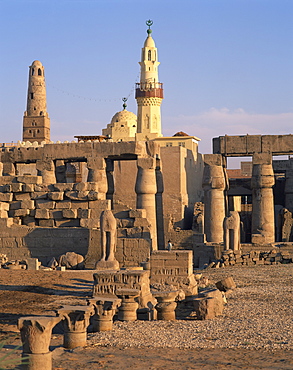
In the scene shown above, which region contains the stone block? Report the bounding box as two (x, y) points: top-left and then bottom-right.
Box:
(193, 234), (206, 243)
(90, 209), (104, 219)
(129, 209), (147, 218)
(35, 209), (50, 219)
(39, 219), (55, 227)
(22, 184), (35, 192)
(65, 191), (89, 200)
(215, 277), (236, 292)
(77, 209), (91, 218)
(193, 296), (224, 320)
(31, 192), (48, 200)
(63, 209), (78, 219)
(80, 218), (100, 228)
(71, 201), (89, 209)
(50, 210), (63, 219)
(87, 191), (101, 201)
(52, 183), (74, 192)
(16, 175), (42, 184)
(0, 176), (15, 185)
(14, 193), (31, 201)
(0, 202), (9, 211)
(11, 183), (23, 192)
(23, 216), (36, 226)
(0, 184), (12, 192)
(0, 210), (8, 218)
(9, 201), (21, 210)
(56, 201), (72, 209)
(0, 193), (13, 202)
(134, 218), (151, 227)
(14, 209), (29, 217)
(87, 182), (99, 191)
(36, 200), (55, 209)
(20, 200), (34, 209)
(25, 257), (40, 270)
(88, 200), (111, 209)
(48, 192), (64, 201)
(34, 184), (51, 192)
(73, 182), (88, 191)
(119, 218), (134, 228)
(55, 219), (80, 227)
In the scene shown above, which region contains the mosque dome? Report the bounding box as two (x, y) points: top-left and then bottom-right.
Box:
(110, 109), (137, 125)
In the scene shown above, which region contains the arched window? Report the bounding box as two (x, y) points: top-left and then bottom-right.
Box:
(40, 111), (43, 116)
(30, 93), (34, 99)
(31, 68), (35, 76)
(38, 68), (42, 76)
(148, 50), (151, 61)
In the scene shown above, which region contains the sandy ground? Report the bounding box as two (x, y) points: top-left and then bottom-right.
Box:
(0, 267), (293, 369)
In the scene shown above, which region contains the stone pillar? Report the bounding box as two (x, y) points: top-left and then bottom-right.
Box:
(18, 316), (60, 370)
(202, 154), (227, 243)
(36, 159), (56, 184)
(116, 289), (139, 321)
(154, 291), (178, 321)
(285, 165), (293, 213)
(251, 153), (275, 244)
(106, 158), (114, 207)
(87, 297), (121, 332)
(135, 157), (157, 250)
(55, 159), (66, 183)
(56, 306), (93, 349)
(155, 158), (165, 249)
(87, 157), (107, 200)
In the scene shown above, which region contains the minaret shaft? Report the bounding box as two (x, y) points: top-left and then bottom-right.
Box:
(23, 60), (50, 144)
(136, 23), (163, 141)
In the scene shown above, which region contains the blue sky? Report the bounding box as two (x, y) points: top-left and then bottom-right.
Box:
(0, 0), (292, 166)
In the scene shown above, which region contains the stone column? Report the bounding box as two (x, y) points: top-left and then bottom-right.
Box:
(154, 291), (178, 321)
(116, 289), (139, 321)
(87, 157), (107, 200)
(106, 158), (114, 207)
(202, 154), (227, 243)
(36, 159), (56, 184)
(285, 164), (293, 213)
(18, 316), (60, 370)
(135, 157), (157, 250)
(251, 152), (275, 244)
(155, 158), (165, 249)
(56, 306), (93, 349)
(87, 297), (121, 332)
(55, 159), (66, 183)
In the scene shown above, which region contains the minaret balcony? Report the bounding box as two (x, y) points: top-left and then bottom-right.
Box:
(135, 82), (164, 99)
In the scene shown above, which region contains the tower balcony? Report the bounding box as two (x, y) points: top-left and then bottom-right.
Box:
(135, 82), (164, 99)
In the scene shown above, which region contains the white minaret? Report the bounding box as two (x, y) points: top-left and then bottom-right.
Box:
(135, 20), (163, 141)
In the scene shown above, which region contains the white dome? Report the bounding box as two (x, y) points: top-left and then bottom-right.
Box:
(110, 110), (137, 125)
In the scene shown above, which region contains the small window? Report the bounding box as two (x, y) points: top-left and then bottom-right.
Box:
(37, 129), (40, 133)
(166, 142), (173, 147)
(34, 107), (36, 110)
(38, 68), (42, 76)
(148, 50), (151, 61)
(178, 142), (186, 148)
(132, 125), (136, 127)
(30, 93), (34, 99)
(40, 111), (43, 116)
(31, 68), (35, 76)
(29, 130), (32, 133)
(121, 125), (124, 127)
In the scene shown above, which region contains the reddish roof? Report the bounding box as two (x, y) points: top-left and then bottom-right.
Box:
(173, 131), (189, 137)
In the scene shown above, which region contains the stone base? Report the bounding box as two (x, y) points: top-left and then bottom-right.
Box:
(21, 352), (52, 370)
(95, 259), (119, 270)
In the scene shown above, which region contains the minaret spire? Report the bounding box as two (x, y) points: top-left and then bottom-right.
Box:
(23, 60), (50, 143)
(135, 20), (163, 141)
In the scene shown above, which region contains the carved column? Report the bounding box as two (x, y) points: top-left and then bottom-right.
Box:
(56, 306), (93, 349)
(87, 297), (121, 332)
(251, 153), (275, 244)
(202, 154), (227, 243)
(155, 157), (165, 249)
(116, 289), (139, 321)
(135, 157), (157, 250)
(18, 316), (60, 370)
(154, 291), (178, 321)
(106, 158), (114, 207)
(36, 159), (56, 184)
(87, 157), (107, 200)
(285, 164), (293, 213)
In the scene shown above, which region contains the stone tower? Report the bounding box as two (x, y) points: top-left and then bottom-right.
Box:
(135, 21), (163, 141)
(23, 60), (50, 143)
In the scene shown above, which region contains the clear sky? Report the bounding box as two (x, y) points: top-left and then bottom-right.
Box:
(0, 0), (292, 167)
